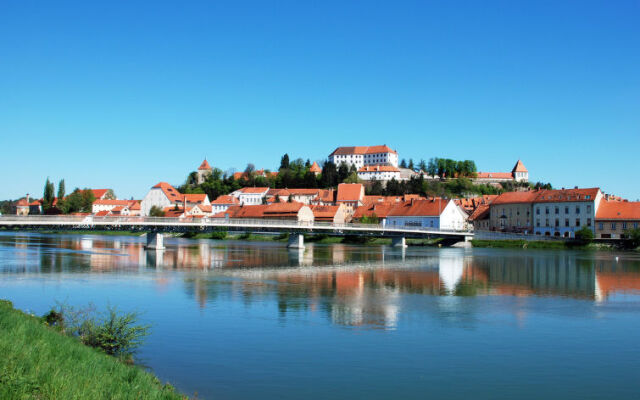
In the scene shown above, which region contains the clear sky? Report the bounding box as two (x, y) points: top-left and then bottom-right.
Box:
(1, 0), (638, 200)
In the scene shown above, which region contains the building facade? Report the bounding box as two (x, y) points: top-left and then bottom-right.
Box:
(595, 201), (640, 239)
(329, 145), (398, 169)
(532, 188), (602, 237)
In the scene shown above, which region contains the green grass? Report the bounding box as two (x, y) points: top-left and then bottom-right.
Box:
(0, 300), (185, 400)
(471, 239), (581, 249)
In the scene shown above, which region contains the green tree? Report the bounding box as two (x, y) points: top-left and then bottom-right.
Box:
(418, 159), (427, 172)
(280, 154), (290, 170)
(343, 171), (359, 184)
(408, 159), (414, 170)
(400, 159), (407, 168)
(43, 178), (55, 211)
(103, 189), (116, 200)
(574, 226), (594, 244)
(624, 228), (640, 248)
(149, 206), (165, 217)
(337, 163), (350, 183)
(57, 179), (66, 200)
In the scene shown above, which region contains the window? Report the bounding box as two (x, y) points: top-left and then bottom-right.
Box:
(565, 219), (569, 227)
(545, 207), (549, 215)
(611, 223), (616, 230)
(555, 219), (559, 227)
(598, 222), (604, 230)
(587, 205), (591, 213)
(565, 206), (569, 214)
(623, 222), (627, 230)
(545, 219), (549, 227)
(635, 223), (639, 229)
(555, 207), (559, 214)
(536, 208), (540, 215)
(575, 219), (581, 227)
(576, 206), (580, 214)
(587, 218), (592, 226)
(536, 220), (540, 227)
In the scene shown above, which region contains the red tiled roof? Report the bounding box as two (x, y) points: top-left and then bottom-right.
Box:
(387, 199), (449, 217)
(15, 198), (29, 207)
(263, 202), (304, 216)
(512, 160), (528, 173)
(152, 182), (182, 201)
(476, 172), (514, 179)
(198, 159), (212, 170)
(330, 145), (397, 156)
(315, 189), (335, 203)
(287, 189), (321, 196)
(309, 162), (322, 173)
(358, 165), (400, 172)
(310, 205), (340, 219)
(235, 187), (269, 194)
(93, 199), (132, 206)
(130, 201), (141, 210)
(533, 188), (600, 203)
(91, 189), (109, 199)
(353, 203), (395, 219)
(162, 207), (186, 218)
(596, 201), (640, 220)
(336, 183), (364, 202)
(469, 204), (490, 221)
(111, 206), (126, 212)
(183, 193), (208, 203)
(211, 195), (240, 204)
(195, 204), (212, 213)
(95, 210), (110, 217)
(492, 191), (539, 205)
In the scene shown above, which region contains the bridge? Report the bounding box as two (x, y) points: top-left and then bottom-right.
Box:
(0, 215), (473, 250)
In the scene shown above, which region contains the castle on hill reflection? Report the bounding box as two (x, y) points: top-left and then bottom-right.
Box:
(3, 233), (640, 329)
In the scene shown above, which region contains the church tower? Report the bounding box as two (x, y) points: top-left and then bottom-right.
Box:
(512, 160), (529, 182)
(197, 159), (212, 184)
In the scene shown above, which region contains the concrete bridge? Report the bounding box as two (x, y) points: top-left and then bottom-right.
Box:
(0, 215), (473, 250)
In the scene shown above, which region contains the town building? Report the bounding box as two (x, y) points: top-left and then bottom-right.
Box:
(230, 187), (270, 205)
(336, 183), (365, 213)
(310, 204), (350, 224)
(532, 188), (602, 237)
(210, 195), (240, 214)
(385, 199), (469, 231)
(475, 160), (529, 184)
(92, 199), (139, 214)
(468, 204), (490, 231)
(595, 201), (640, 239)
(197, 159), (212, 184)
(329, 145), (399, 169)
(309, 162), (322, 176)
(212, 202), (314, 224)
(488, 191), (538, 233)
(15, 198), (30, 216)
(357, 165), (401, 182)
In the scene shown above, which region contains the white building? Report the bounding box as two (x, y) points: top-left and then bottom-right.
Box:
(230, 187), (270, 205)
(386, 199), (469, 231)
(357, 165), (401, 182)
(329, 145), (398, 169)
(210, 195), (240, 214)
(140, 182), (183, 216)
(532, 188), (603, 237)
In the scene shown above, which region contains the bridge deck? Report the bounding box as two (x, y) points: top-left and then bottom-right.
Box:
(0, 215), (473, 238)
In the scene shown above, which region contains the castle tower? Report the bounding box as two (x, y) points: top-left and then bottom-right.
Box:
(197, 159), (212, 184)
(512, 160), (529, 183)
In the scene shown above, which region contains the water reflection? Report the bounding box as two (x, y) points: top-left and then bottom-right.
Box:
(2, 232), (640, 329)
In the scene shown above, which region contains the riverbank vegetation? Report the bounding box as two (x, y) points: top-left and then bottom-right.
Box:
(0, 300), (184, 399)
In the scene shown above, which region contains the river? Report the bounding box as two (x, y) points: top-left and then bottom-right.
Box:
(1, 231), (639, 399)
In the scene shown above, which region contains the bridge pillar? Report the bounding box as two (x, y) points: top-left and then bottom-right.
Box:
(287, 233), (305, 249)
(391, 236), (407, 248)
(145, 232), (165, 250)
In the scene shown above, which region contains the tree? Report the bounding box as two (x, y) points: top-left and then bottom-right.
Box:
(426, 159), (437, 177)
(57, 179), (66, 200)
(280, 154), (290, 170)
(149, 206), (165, 217)
(574, 226), (594, 244)
(400, 159), (407, 168)
(305, 159), (311, 168)
(418, 159), (427, 172)
(343, 171), (359, 184)
(320, 161), (338, 188)
(103, 189), (116, 200)
(337, 163), (350, 183)
(43, 178), (55, 211)
(408, 159), (414, 170)
(624, 228), (640, 249)
(186, 171), (198, 186)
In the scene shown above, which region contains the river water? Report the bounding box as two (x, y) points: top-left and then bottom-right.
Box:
(1, 232), (639, 399)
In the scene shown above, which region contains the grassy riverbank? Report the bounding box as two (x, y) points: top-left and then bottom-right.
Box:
(469, 239), (613, 250)
(0, 300), (184, 400)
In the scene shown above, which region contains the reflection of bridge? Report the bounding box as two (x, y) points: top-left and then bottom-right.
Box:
(0, 215), (473, 249)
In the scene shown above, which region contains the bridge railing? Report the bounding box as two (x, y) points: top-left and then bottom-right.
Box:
(0, 215), (472, 235)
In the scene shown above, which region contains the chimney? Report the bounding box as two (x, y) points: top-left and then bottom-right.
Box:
(26, 193), (29, 204)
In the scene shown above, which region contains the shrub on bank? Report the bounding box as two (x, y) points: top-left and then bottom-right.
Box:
(0, 300), (184, 399)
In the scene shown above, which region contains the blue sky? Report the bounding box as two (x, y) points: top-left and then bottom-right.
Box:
(1, 1), (639, 200)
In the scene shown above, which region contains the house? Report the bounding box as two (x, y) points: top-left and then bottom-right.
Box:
(386, 199), (468, 231)
(357, 165), (401, 182)
(468, 204), (491, 231)
(488, 191), (539, 233)
(309, 161), (322, 176)
(230, 187), (270, 205)
(15, 198), (30, 216)
(197, 159), (212, 184)
(140, 182), (210, 216)
(475, 160), (529, 184)
(310, 204), (349, 224)
(213, 202), (314, 223)
(352, 202), (396, 224)
(595, 201), (640, 239)
(266, 189), (291, 203)
(210, 195), (240, 214)
(186, 203), (213, 217)
(329, 145), (399, 169)
(90, 189), (113, 200)
(336, 183), (365, 212)
(310, 189), (336, 206)
(92, 199), (138, 214)
(287, 189), (323, 205)
(532, 187), (602, 237)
